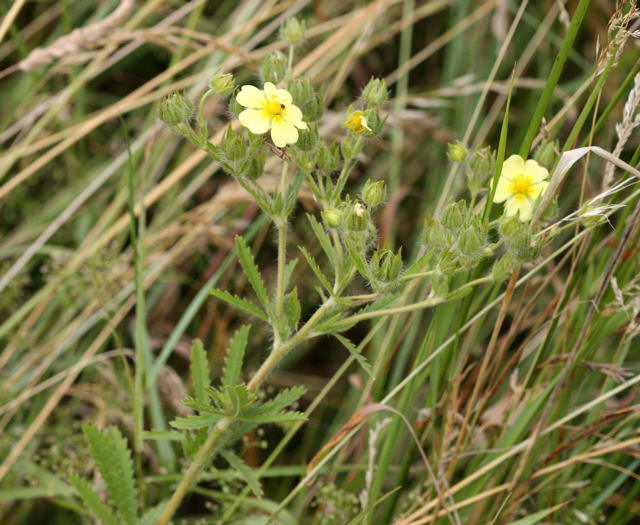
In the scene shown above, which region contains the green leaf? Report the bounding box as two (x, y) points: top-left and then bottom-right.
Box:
(223, 325), (250, 387)
(299, 246), (333, 293)
(242, 386), (306, 419)
(170, 413), (222, 430)
(306, 214), (336, 264)
(239, 410), (307, 424)
(82, 425), (137, 525)
(190, 339), (210, 403)
(210, 289), (268, 321)
(284, 287), (301, 330)
(508, 502), (567, 525)
(69, 475), (119, 525)
(139, 501), (169, 525)
(283, 258), (298, 291)
(235, 236), (271, 312)
(345, 242), (369, 279)
(219, 449), (264, 498)
(142, 430), (185, 441)
(334, 334), (372, 377)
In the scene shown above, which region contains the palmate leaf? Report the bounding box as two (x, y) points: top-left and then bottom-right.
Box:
(235, 235), (271, 313)
(82, 425), (137, 525)
(69, 475), (119, 525)
(210, 289), (268, 321)
(190, 339), (210, 403)
(222, 325), (250, 387)
(334, 334), (372, 377)
(219, 449), (264, 498)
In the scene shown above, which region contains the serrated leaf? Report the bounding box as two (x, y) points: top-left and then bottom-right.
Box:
(299, 246), (333, 293)
(69, 475), (119, 525)
(190, 339), (210, 403)
(239, 410), (307, 424)
(142, 430), (184, 441)
(139, 501), (169, 525)
(182, 397), (227, 415)
(333, 334), (372, 377)
(235, 236), (271, 313)
(306, 214), (336, 264)
(285, 170), (304, 215)
(82, 425), (137, 525)
(345, 242), (369, 279)
(223, 325), (250, 387)
(219, 449), (264, 498)
(283, 258), (298, 291)
(182, 429), (207, 459)
(404, 254), (432, 275)
(170, 413), (222, 430)
(210, 289), (268, 321)
(285, 287), (301, 330)
(241, 386), (306, 421)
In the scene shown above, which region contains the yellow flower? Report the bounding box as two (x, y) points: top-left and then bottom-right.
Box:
(344, 111), (371, 134)
(493, 155), (549, 221)
(236, 82), (307, 147)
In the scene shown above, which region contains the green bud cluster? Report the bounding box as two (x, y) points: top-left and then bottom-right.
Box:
(289, 79), (323, 121)
(260, 51), (287, 84)
(158, 91), (194, 126)
(447, 141), (468, 163)
(361, 180), (387, 208)
(362, 77), (388, 106)
(369, 247), (403, 292)
(466, 145), (495, 195)
(534, 139), (559, 168)
(499, 216), (539, 262)
(280, 17), (305, 44)
(345, 201), (369, 231)
(322, 208), (343, 229)
(209, 69), (235, 97)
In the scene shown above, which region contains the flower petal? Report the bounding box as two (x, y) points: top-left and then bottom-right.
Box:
(493, 177), (511, 203)
(236, 85), (265, 108)
(271, 117), (298, 147)
(524, 159), (549, 183)
(239, 109), (271, 134)
(263, 82), (293, 105)
(529, 180), (549, 199)
(505, 194), (533, 221)
(282, 104), (307, 129)
(501, 154), (525, 180)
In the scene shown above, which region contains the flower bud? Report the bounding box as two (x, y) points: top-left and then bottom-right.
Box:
(447, 141), (468, 162)
(371, 248), (403, 282)
(317, 143), (340, 172)
(221, 127), (246, 161)
(260, 51), (287, 84)
(289, 79), (323, 121)
(241, 151), (265, 180)
(534, 139), (559, 168)
(228, 95), (243, 118)
(361, 180), (387, 208)
(322, 208), (342, 228)
(440, 200), (467, 231)
(280, 17), (305, 44)
(362, 77), (388, 106)
(346, 202), (368, 231)
(209, 69), (235, 97)
(506, 230), (539, 262)
(498, 216), (525, 238)
(296, 128), (316, 151)
(341, 134), (361, 160)
(492, 254), (518, 282)
(466, 146), (495, 194)
(458, 226), (483, 256)
(423, 215), (450, 253)
(432, 273), (449, 297)
(159, 91), (193, 125)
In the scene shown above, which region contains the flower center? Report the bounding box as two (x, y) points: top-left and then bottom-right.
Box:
(265, 98), (286, 117)
(510, 174), (533, 197)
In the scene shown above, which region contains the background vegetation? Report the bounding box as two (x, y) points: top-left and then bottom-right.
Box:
(0, 0), (639, 524)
